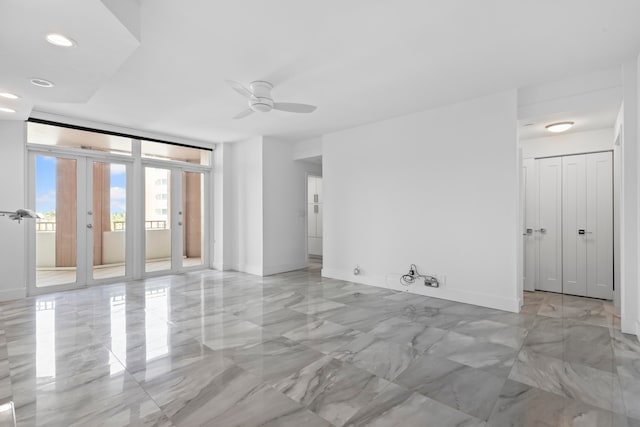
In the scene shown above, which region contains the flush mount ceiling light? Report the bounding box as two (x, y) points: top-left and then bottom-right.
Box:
(0, 107), (16, 113)
(30, 78), (54, 88)
(545, 121), (574, 133)
(0, 92), (19, 100)
(46, 33), (76, 47)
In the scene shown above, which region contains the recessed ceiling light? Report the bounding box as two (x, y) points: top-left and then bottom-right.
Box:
(0, 92), (19, 100)
(0, 107), (16, 113)
(545, 121), (574, 133)
(46, 33), (76, 47)
(30, 78), (54, 88)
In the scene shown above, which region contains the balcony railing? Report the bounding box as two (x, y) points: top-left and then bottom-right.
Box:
(36, 222), (56, 232)
(113, 220), (167, 230)
(36, 220), (167, 231)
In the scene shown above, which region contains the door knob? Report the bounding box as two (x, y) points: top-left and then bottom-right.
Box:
(178, 222), (182, 226)
(87, 224), (93, 229)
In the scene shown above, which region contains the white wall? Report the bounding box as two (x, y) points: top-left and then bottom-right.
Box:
(637, 53), (640, 338)
(263, 137), (322, 274)
(292, 137), (322, 160)
(323, 90), (520, 312)
(520, 128), (615, 158)
(0, 121), (27, 300)
(212, 143), (233, 270)
(226, 137), (264, 275)
(620, 60), (639, 336)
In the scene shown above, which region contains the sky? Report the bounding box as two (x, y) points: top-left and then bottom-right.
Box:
(36, 156), (126, 214)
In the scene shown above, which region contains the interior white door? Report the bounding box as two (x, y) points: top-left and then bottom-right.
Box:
(537, 157), (562, 293)
(307, 176), (323, 257)
(585, 152), (613, 299)
(522, 158), (537, 292)
(562, 155), (587, 296)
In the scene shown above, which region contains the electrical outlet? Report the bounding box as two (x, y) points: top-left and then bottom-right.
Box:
(422, 273), (446, 288)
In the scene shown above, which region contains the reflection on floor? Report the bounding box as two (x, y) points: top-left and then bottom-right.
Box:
(0, 268), (638, 426)
(308, 257), (322, 272)
(36, 257), (203, 287)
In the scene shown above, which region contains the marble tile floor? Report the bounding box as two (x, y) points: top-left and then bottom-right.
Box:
(0, 267), (638, 426)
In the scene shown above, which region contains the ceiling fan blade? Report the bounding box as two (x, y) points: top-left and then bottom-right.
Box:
(273, 102), (317, 113)
(226, 80), (256, 100)
(233, 108), (255, 120)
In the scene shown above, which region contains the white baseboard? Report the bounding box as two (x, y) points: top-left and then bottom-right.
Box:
(212, 262), (235, 271)
(322, 268), (520, 313)
(621, 316), (638, 335)
(234, 263), (263, 276)
(0, 287), (26, 302)
(263, 262), (307, 276)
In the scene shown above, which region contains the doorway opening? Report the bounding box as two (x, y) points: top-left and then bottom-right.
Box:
(307, 174), (323, 271)
(519, 120), (621, 307)
(522, 151), (615, 300)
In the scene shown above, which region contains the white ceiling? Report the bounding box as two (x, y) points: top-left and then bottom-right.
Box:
(517, 67), (624, 140)
(2, 0), (640, 143)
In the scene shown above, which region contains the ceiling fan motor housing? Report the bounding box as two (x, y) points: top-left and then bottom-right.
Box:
(249, 81), (274, 112)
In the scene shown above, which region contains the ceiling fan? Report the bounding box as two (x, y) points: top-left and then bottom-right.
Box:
(0, 208), (41, 223)
(226, 80), (317, 119)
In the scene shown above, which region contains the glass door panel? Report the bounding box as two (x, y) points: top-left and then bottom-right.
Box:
(182, 171), (204, 268)
(91, 161), (127, 281)
(35, 155), (77, 288)
(144, 167), (172, 273)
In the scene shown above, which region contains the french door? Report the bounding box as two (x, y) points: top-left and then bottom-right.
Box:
(143, 165), (206, 275)
(29, 154), (209, 294)
(29, 152), (132, 293)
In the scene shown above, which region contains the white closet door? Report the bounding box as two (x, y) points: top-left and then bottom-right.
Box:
(562, 155), (587, 296)
(586, 152), (613, 299)
(315, 177), (323, 204)
(308, 204), (317, 237)
(308, 178), (316, 203)
(522, 158), (537, 292)
(537, 157), (563, 293)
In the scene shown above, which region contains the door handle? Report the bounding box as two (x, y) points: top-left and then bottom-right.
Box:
(534, 228), (546, 233)
(578, 229), (593, 235)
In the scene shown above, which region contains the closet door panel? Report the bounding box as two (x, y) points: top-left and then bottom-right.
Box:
(537, 157), (563, 293)
(586, 152), (613, 299)
(562, 155), (587, 296)
(523, 158), (537, 292)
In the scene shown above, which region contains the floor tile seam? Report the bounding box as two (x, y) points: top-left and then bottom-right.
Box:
(262, 363), (350, 427)
(109, 340), (179, 426)
(390, 351), (508, 422)
(516, 345), (628, 416)
(523, 344), (620, 381)
(617, 369), (640, 421)
(481, 318), (533, 424)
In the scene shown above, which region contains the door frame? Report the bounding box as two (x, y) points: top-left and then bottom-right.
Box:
(141, 159), (210, 278)
(306, 173), (322, 259)
(522, 149), (615, 298)
(27, 146), (211, 295)
(27, 148), (135, 296)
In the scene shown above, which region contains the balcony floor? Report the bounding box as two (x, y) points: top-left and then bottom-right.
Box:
(35, 257), (203, 288)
